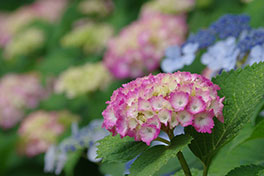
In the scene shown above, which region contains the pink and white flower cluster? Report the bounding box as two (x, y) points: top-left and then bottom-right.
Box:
(0, 74), (47, 129)
(102, 72), (224, 145)
(18, 110), (79, 157)
(103, 13), (187, 79)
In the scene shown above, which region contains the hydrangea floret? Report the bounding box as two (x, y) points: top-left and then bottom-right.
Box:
(161, 14), (264, 77)
(104, 13), (187, 79)
(102, 72), (224, 145)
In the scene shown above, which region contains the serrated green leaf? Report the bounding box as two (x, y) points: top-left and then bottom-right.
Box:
(129, 135), (193, 176)
(96, 135), (148, 163)
(186, 62), (264, 169)
(226, 165), (264, 176)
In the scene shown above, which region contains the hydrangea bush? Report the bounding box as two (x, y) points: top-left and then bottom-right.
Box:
(104, 13), (187, 79)
(0, 74), (47, 129)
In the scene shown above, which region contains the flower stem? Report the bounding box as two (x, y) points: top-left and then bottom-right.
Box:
(203, 165), (209, 176)
(177, 151), (192, 176)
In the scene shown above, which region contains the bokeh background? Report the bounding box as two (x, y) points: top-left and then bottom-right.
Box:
(0, 0), (263, 176)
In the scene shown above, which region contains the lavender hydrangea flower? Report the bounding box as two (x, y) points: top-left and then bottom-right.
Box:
(162, 14), (264, 78)
(246, 44), (264, 65)
(161, 43), (198, 72)
(201, 37), (239, 71)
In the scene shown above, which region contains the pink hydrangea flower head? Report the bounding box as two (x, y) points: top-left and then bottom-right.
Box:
(103, 13), (187, 79)
(0, 74), (48, 129)
(18, 111), (79, 157)
(102, 72), (224, 145)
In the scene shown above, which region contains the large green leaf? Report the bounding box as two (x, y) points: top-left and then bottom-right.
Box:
(96, 135), (148, 163)
(244, 120), (264, 143)
(185, 63), (264, 170)
(226, 165), (264, 176)
(129, 135), (193, 176)
(209, 139), (264, 175)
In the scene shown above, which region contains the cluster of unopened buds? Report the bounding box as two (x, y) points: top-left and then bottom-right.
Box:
(102, 72), (224, 145)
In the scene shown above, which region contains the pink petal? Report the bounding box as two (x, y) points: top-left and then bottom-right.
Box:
(169, 91), (189, 111)
(116, 117), (128, 138)
(140, 124), (160, 145)
(149, 96), (171, 111)
(211, 97), (225, 123)
(187, 96), (206, 114)
(102, 106), (117, 129)
(146, 115), (161, 129)
(176, 110), (194, 127)
(193, 110), (214, 133)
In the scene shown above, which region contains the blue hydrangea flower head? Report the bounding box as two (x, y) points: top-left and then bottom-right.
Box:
(187, 29), (216, 48)
(210, 14), (250, 39)
(238, 28), (264, 52)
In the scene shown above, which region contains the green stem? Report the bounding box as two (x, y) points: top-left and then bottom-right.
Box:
(203, 165), (209, 176)
(177, 151), (192, 176)
(155, 137), (170, 145)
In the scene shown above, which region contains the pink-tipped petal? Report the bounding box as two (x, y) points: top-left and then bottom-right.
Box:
(169, 91), (189, 111)
(140, 124), (160, 145)
(193, 110), (214, 133)
(211, 97), (225, 123)
(176, 110), (193, 127)
(157, 109), (171, 126)
(187, 96), (206, 114)
(150, 96), (171, 111)
(116, 117), (128, 138)
(146, 115), (161, 129)
(102, 106), (117, 129)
